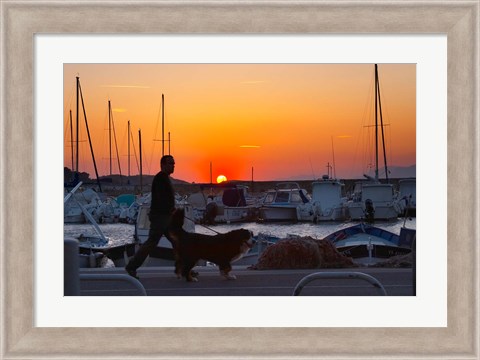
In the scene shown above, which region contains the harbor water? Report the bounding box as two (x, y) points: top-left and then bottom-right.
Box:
(64, 217), (416, 247)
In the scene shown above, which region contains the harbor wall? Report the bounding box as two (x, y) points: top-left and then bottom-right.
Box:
(81, 177), (413, 197)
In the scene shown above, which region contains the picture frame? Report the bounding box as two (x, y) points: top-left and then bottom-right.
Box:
(1, 1), (478, 359)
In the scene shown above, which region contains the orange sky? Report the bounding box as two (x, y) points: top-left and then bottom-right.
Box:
(63, 64), (416, 183)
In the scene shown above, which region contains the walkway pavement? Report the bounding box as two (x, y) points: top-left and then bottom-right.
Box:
(79, 266), (414, 296)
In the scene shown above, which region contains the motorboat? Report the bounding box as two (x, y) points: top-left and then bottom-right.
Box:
(324, 223), (415, 265)
(347, 181), (400, 221)
(311, 175), (348, 221)
(188, 184), (259, 224)
(258, 182), (315, 222)
(397, 178), (416, 217)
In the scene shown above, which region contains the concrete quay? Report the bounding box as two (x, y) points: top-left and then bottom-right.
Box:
(78, 266), (414, 296)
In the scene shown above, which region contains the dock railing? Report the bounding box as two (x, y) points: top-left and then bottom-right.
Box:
(65, 237), (147, 296)
(293, 271), (388, 296)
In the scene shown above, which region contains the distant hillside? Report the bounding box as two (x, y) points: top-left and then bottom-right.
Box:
(274, 164), (416, 182)
(97, 174), (191, 186)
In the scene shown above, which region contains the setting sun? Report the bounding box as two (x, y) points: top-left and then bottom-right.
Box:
(64, 63), (416, 182)
(216, 175), (227, 184)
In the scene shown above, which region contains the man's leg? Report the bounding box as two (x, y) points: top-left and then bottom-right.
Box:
(125, 227), (162, 278)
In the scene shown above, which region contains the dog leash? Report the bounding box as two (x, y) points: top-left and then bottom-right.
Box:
(183, 215), (254, 248)
(184, 215), (221, 234)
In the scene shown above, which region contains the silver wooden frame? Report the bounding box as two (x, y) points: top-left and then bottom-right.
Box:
(1, 1), (478, 359)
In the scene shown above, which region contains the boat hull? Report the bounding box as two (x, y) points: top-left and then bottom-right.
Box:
(324, 224), (414, 265)
(347, 203), (399, 221)
(315, 205), (348, 222)
(259, 206), (298, 222)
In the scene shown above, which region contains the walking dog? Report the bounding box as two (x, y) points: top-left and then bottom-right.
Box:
(168, 208), (254, 282)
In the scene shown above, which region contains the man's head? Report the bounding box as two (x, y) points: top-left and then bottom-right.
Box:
(160, 155), (175, 175)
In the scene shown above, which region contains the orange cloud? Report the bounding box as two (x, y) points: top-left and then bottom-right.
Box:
(240, 80), (266, 85)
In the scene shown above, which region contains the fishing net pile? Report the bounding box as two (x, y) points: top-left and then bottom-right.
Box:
(372, 252), (413, 268)
(251, 236), (355, 270)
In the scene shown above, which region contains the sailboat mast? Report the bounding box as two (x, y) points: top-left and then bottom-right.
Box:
(108, 100), (112, 175)
(110, 102), (122, 183)
(374, 64), (379, 181)
(69, 110), (74, 171)
(139, 129), (143, 194)
(376, 68), (389, 182)
(210, 161), (213, 184)
(128, 120), (131, 183)
(78, 78), (102, 192)
(76, 76), (79, 175)
(162, 94), (165, 157)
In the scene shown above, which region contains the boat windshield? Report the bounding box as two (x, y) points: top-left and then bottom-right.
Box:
(275, 192), (290, 203)
(263, 192), (276, 204)
(290, 192), (304, 204)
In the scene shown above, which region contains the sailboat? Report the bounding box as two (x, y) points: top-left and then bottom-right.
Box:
(64, 76), (104, 223)
(347, 65), (401, 221)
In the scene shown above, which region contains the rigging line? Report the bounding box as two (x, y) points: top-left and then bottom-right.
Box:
(120, 121), (128, 157)
(63, 111), (75, 173)
(352, 70), (375, 178)
(374, 64), (379, 180)
(78, 78), (102, 192)
(141, 139), (151, 175)
(63, 84), (76, 145)
(308, 156), (315, 180)
(120, 121), (133, 176)
(130, 128), (140, 173)
(69, 110), (74, 171)
(109, 103), (123, 182)
(102, 106), (110, 176)
(63, 83), (75, 120)
(64, 88), (75, 113)
(376, 67), (389, 182)
(377, 77), (395, 177)
(149, 98), (163, 173)
(76, 76), (80, 174)
(108, 100), (112, 174)
(331, 136), (336, 179)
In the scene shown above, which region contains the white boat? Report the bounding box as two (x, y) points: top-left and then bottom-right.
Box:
(397, 178), (416, 217)
(347, 182), (400, 221)
(64, 187), (102, 223)
(311, 175), (348, 221)
(259, 182), (315, 222)
(188, 184), (259, 224)
(346, 64), (401, 222)
(64, 205), (85, 224)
